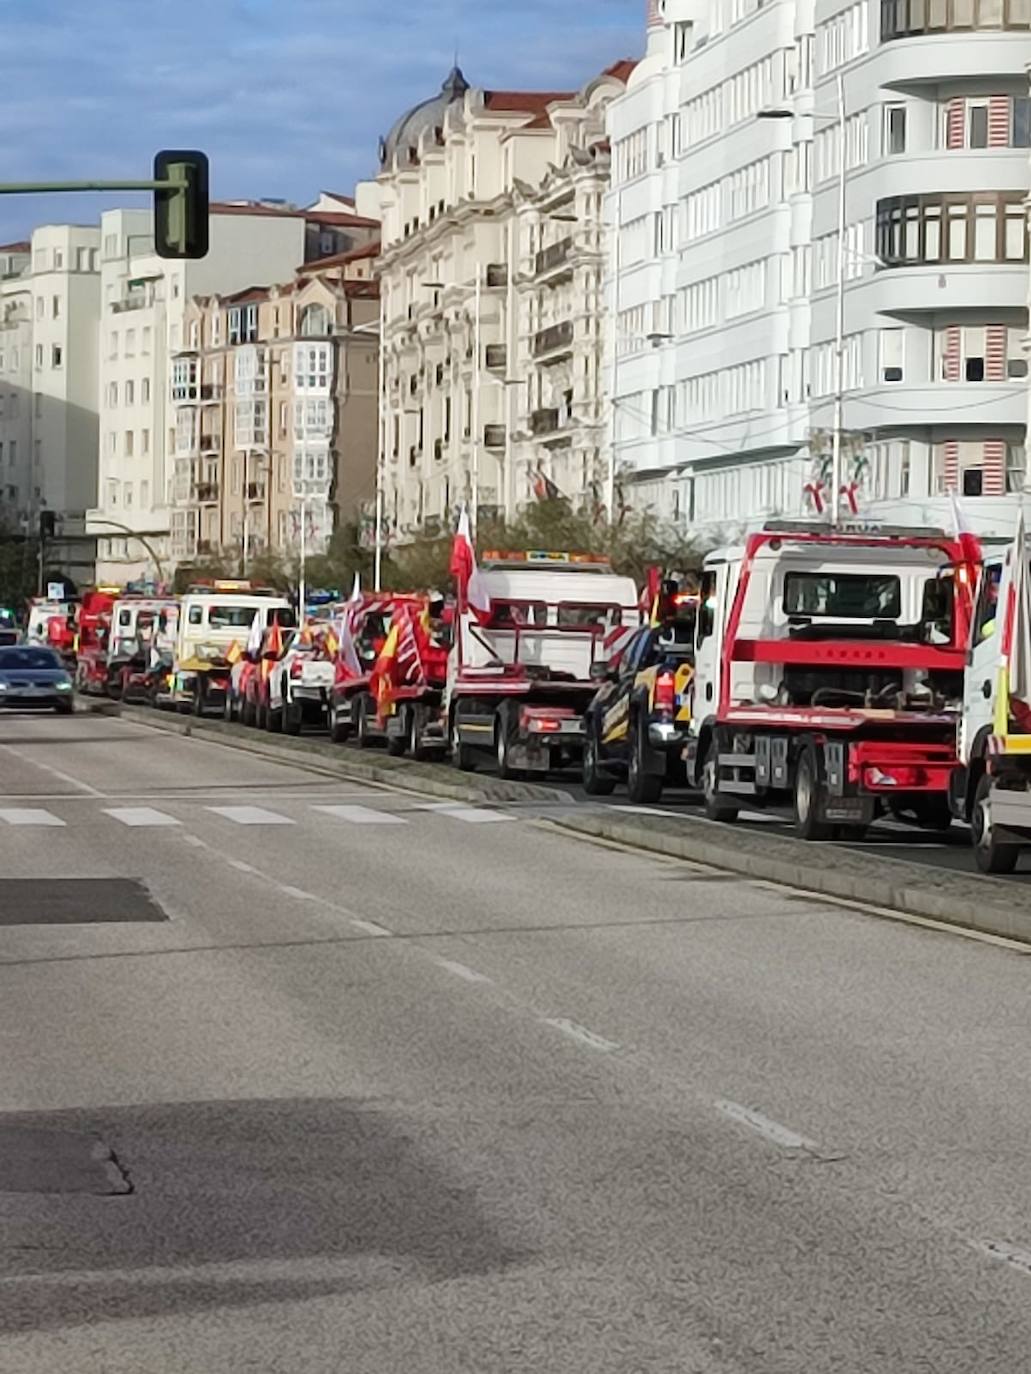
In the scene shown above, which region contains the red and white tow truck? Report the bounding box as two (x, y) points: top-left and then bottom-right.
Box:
(73, 587), (121, 695)
(104, 596), (178, 700)
(684, 521), (975, 839)
(448, 550), (640, 777)
(327, 594), (422, 747)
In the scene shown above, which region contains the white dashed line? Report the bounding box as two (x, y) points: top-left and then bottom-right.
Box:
(227, 858), (259, 874)
(715, 1099), (817, 1152)
(182, 834), (205, 848)
(314, 804), (407, 825)
(278, 885), (315, 901)
(973, 1241), (1031, 1277)
(0, 808), (65, 827)
(543, 1018), (620, 1054)
(438, 807), (516, 825)
(0, 744), (103, 796)
(436, 958), (492, 984)
(103, 807), (180, 828)
(206, 806), (294, 826)
(350, 918), (391, 938)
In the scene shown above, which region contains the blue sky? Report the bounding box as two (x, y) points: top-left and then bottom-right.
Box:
(0, 0), (642, 243)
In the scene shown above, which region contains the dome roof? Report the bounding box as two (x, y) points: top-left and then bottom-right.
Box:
(379, 66), (469, 169)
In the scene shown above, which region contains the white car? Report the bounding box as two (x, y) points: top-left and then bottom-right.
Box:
(268, 640), (335, 734)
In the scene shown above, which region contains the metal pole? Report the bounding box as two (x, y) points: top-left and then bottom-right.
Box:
(37, 522), (45, 597)
(606, 188), (621, 524)
(831, 70), (846, 527)
(299, 495), (307, 618)
(504, 221), (516, 523)
(242, 448), (250, 573)
(374, 293), (385, 591)
(471, 272), (482, 531)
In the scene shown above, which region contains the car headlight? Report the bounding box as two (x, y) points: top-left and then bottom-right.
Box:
(0, 681), (8, 691)
(56, 680), (72, 691)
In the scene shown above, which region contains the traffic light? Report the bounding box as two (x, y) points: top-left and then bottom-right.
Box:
(39, 510), (55, 539)
(153, 150), (209, 260)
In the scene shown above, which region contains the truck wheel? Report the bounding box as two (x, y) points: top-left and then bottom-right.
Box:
(793, 744), (833, 840)
(582, 719), (616, 796)
(282, 699), (303, 736)
(223, 690), (235, 723)
(355, 694), (375, 749)
(192, 681), (206, 717)
(450, 712), (477, 772)
(627, 717), (663, 805)
(495, 704), (522, 780)
(971, 773), (1019, 874)
(912, 798), (953, 833)
(242, 695), (255, 728)
(409, 708), (426, 761)
(266, 695), (282, 733)
(386, 706), (408, 756)
(329, 698), (351, 744)
(703, 741), (739, 823)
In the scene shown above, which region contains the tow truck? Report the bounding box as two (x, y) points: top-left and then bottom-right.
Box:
(171, 581), (294, 716)
(73, 587), (120, 695)
(267, 624), (336, 734)
(684, 522), (974, 839)
(448, 550), (640, 777)
(375, 597), (451, 759)
(954, 519), (1031, 872)
(327, 594), (422, 746)
(104, 596), (178, 700)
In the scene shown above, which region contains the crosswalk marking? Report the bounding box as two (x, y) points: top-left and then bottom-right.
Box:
(435, 806), (515, 825)
(103, 807), (180, 828)
(0, 808), (65, 827)
(206, 806), (294, 826)
(314, 805), (407, 826)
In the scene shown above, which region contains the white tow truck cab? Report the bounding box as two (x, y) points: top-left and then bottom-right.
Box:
(172, 582), (294, 715)
(449, 551), (640, 777)
(687, 522), (972, 838)
(958, 532), (1031, 872)
(26, 599), (72, 645)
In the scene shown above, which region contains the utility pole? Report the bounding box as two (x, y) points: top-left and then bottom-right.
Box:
(38, 509), (55, 596)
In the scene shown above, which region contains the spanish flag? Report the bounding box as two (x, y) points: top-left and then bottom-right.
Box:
(266, 620), (284, 659)
(371, 621), (400, 708)
(225, 640), (243, 666)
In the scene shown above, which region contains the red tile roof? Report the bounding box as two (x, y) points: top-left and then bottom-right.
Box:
(304, 241), (381, 271)
(221, 284), (271, 305)
(210, 201), (378, 228)
(484, 90), (573, 115)
(0, 241), (30, 253)
(307, 210), (380, 229)
(604, 59), (639, 82)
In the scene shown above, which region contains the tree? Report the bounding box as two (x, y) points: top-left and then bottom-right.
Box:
(0, 524), (39, 612)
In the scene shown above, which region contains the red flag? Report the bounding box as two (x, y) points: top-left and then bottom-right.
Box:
(266, 620), (284, 659)
(449, 507), (491, 616)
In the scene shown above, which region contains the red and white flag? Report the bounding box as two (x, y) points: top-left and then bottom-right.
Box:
(449, 507), (491, 616)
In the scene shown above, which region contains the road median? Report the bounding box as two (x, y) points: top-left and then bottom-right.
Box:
(112, 704), (561, 806)
(549, 810), (1031, 945)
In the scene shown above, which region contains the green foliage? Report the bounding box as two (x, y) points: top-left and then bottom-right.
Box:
(0, 525), (39, 612)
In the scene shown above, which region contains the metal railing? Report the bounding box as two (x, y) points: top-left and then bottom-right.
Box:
(533, 320), (574, 357)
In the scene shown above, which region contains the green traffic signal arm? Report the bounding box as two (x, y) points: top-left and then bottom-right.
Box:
(0, 179), (182, 195)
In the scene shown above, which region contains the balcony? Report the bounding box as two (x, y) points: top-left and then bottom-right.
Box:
(530, 407), (561, 437)
(195, 482), (220, 504)
(246, 482), (267, 502)
(409, 444), (420, 468)
(535, 237), (573, 279)
(533, 320), (574, 359)
(485, 264), (507, 289)
(112, 294), (151, 314)
(199, 383), (223, 404)
(485, 344), (507, 370)
(483, 424), (506, 449)
(881, 0), (1030, 39)
(434, 438), (444, 461)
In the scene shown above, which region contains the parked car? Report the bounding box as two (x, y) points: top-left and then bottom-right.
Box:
(0, 645), (75, 713)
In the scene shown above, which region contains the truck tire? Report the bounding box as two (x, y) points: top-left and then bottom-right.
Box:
(409, 707), (427, 761)
(450, 710), (477, 772)
(971, 773), (1020, 875)
(242, 695), (255, 728)
(266, 692), (282, 733)
(386, 706), (409, 756)
(582, 718), (616, 796)
(192, 680), (206, 717)
(282, 699), (303, 735)
(703, 741), (739, 823)
(793, 743), (833, 841)
(328, 697), (351, 744)
(224, 689), (236, 723)
(355, 694), (375, 749)
(627, 717), (662, 805)
(911, 798), (953, 833)
(495, 703), (522, 780)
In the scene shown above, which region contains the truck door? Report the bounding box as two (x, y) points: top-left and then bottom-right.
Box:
(961, 558), (1004, 763)
(691, 563), (728, 726)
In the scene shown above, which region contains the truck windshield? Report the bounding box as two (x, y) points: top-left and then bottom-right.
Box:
(557, 604), (622, 630)
(784, 573), (901, 619)
(208, 605), (265, 628)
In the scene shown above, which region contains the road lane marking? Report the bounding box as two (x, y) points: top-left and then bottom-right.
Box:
(543, 1018), (620, 1053)
(715, 1099), (817, 1152)
(0, 744), (103, 796)
(313, 804), (406, 825)
(103, 807), (180, 828)
(182, 834), (205, 848)
(350, 918), (391, 938)
(278, 885), (315, 901)
(611, 805), (683, 818)
(974, 1241), (1031, 1276)
(206, 806), (294, 826)
(436, 958), (492, 984)
(227, 859), (258, 874)
(0, 808), (65, 827)
(439, 807), (516, 824)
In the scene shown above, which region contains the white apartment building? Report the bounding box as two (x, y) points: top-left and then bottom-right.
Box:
(608, 0), (1031, 539)
(377, 62), (634, 537)
(0, 227), (101, 585)
(91, 197), (380, 582)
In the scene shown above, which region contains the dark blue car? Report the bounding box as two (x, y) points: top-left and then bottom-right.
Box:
(0, 645), (74, 712)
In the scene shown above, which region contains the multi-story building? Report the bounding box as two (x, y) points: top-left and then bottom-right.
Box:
(0, 227), (101, 584)
(91, 197), (379, 581)
(377, 61), (634, 538)
(169, 247), (379, 566)
(607, 0), (1030, 538)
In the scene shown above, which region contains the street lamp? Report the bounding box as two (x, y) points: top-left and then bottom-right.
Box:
(423, 275), (483, 529)
(759, 71), (847, 524)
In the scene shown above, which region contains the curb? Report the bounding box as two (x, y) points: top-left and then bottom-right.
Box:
(112, 704), (563, 807)
(549, 812), (1031, 947)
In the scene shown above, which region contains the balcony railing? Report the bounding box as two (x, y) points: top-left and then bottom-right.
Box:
(112, 295), (151, 314)
(485, 344), (507, 370)
(485, 263), (507, 288)
(199, 383), (223, 403)
(530, 407), (560, 436)
(246, 482), (267, 502)
(535, 237), (573, 276)
(200, 432), (220, 452)
(434, 438), (444, 461)
(533, 320), (574, 358)
(483, 424), (506, 449)
(195, 482), (220, 503)
(881, 0), (1031, 39)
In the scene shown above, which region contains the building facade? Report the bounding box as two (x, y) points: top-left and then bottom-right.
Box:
(0, 227), (101, 585)
(377, 62), (633, 538)
(91, 198), (379, 582)
(169, 250), (379, 567)
(607, 0), (1031, 539)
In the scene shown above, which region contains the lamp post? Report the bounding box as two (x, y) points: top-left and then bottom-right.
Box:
(423, 275), (483, 530)
(759, 71), (847, 523)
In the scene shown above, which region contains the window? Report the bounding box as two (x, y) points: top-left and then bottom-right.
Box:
(674, 20), (693, 61)
(109, 331), (118, 359)
(300, 304), (330, 336)
(125, 379), (134, 405)
(51, 295), (60, 319)
(1006, 443), (1026, 492)
(1014, 96), (1031, 146)
(107, 381), (118, 407)
(124, 483), (133, 508)
(51, 345), (62, 368)
(125, 431), (134, 456)
(969, 102), (989, 147)
(141, 480), (149, 508)
(886, 104), (907, 154)
(125, 328), (136, 356)
(34, 297), (43, 321)
(877, 193), (1028, 266)
(142, 325), (152, 355)
(141, 428), (150, 454)
(142, 378), (150, 403)
(34, 344), (42, 368)
(784, 572), (902, 618)
(880, 328), (904, 382)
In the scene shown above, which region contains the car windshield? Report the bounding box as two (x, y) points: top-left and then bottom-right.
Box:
(0, 647), (61, 670)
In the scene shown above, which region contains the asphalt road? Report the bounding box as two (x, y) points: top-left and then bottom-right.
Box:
(1, 710), (1031, 1371)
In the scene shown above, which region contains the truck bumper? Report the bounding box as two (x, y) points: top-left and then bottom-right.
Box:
(648, 722), (688, 749)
